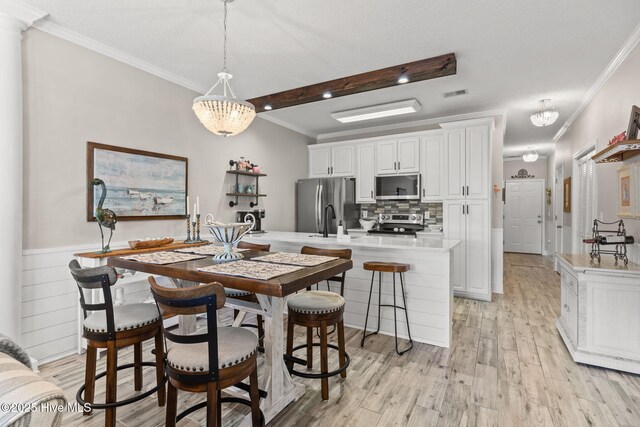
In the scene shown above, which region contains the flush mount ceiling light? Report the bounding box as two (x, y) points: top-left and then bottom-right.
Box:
(530, 99), (559, 127)
(192, 0), (255, 137)
(331, 99), (422, 124)
(522, 147), (539, 162)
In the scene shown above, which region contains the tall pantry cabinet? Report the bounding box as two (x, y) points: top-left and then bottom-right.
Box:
(442, 119), (493, 301)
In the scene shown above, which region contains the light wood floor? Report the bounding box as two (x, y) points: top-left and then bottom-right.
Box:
(40, 253), (640, 426)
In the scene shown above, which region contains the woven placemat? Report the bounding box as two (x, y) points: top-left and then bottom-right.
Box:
(198, 260), (303, 281)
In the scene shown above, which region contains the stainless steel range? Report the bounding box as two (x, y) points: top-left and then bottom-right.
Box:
(368, 213), (424, 236)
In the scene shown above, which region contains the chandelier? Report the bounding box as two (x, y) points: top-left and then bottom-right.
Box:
(193, 0), (255, 137)
(522, 147), (539, 163)
(530, 99), (559, 127)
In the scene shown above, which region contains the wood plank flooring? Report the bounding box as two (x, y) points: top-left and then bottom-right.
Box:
(39, 253), (640, 426)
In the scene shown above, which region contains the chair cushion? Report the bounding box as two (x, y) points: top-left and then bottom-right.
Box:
(287, 290), (345, 314)
(83, 303), (161, 333)
(224, 287), (254, 297)
(167, 327), (258, 372)
(0, 353), (67, 427)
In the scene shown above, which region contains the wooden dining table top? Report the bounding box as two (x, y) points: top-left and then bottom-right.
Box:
(107, 250), (353, 297)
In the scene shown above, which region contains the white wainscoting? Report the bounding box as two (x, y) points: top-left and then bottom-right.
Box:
(22, 241), (157, 365)
(492, 228), (503, 294)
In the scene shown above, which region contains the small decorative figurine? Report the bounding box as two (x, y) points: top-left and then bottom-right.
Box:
(90, 178), (117, 253)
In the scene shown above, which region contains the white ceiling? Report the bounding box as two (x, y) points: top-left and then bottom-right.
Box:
(21, 0), (640, 155)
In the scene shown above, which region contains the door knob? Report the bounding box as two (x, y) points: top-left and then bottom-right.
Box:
(537, 220), (542, 224)
(557, 225), (562, 229)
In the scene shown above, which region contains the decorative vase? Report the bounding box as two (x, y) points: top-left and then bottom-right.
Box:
(208, 220), (255, 260)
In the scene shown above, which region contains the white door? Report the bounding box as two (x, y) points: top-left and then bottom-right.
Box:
(376, 140), (397, 175)
(465, 125), (490, 199)
(466, 200), (490, 296)
(444, 200), (466, 292)
(445, 129), (466, 199)
(356, 143), (375, 203)
(309, 147), (331, 177)
(331, 145), (355, 177)
(504, 180), (544, 254)
(397, 138), (420, 173)
(555, 164), (564, 256)
(421, 134), (444, 201)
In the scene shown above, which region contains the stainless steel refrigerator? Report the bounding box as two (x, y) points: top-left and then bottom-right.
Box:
(296, 177), (359, 234)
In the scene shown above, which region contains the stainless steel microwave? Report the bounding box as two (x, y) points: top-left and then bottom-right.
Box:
(375, 174), (420, 200)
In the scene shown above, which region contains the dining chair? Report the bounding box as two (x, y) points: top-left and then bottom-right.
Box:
(148, 277), (264, 426)
(69, 260), (166, 427)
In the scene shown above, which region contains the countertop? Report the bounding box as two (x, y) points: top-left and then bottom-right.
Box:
(558, 253), (640, 275)
(244, 231), (460, 252)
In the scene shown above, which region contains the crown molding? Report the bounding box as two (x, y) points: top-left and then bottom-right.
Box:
(0, 0), (47, 28)
(31, 20), (208, 95)
(316, 109), (506, 142)
(553, 21), (640, 142)
(257, 114), (317, 139)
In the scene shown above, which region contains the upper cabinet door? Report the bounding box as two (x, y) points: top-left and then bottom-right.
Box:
(356, 143), (376, 203)
(465, 125), (490, 199)
(397, 138), (420, 173)
(445, 129), (466, 199)
(331, 145), (355, 177)
(308, 146), (331, 178)
(421, 135), (444, 201)
(376, 140), (398, 175)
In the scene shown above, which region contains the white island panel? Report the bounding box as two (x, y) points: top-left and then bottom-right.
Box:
(244, 232), (460, 348)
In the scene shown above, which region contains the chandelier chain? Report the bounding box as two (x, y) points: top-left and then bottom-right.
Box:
(223, 0), (228, 73)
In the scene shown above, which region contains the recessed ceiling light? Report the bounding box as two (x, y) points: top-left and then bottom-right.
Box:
(397, 76), (409, 84)
(323, 91), (333, 99)
(264, 104), (273, 111)
(331, 99), (422, 123)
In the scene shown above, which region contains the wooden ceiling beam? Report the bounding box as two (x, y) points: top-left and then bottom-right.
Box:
(247, 53), (456, 113)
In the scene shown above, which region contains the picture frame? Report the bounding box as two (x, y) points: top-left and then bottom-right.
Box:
(617, 164), (638, 218)
(563, 177), (571, 213)
(87, 142), (188, 221)
(626, 105), (640, 141)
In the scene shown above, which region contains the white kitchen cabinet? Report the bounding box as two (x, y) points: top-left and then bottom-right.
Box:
(444, 199), (491, 300)
(420, 134), (444, 201)
(397, 138), (420, 173)
(356, 143), (376, 203)
(556, 254), (640, 374)
(308, 144), (354, 178)
(443, 122), (490, 200)
(375, 138), (420, 175)
(375, 140), (397, 175)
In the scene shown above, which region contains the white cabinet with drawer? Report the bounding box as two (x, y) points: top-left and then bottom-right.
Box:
(556, 254), (640, 374)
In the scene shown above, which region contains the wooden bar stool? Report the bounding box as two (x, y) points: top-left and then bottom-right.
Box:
(149, 277), (264, 426)
(69, 260), (166, 427)
(227, 241), (271, 349)
(285, 246), (351, 401)
(361, 261), (413, 355)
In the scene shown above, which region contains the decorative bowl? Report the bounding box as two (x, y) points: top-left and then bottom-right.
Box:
(359, 219), (377, 231)
(428, 224), (443, 232)
(208, 219), (255, 260)
(128, 237), (174, 250)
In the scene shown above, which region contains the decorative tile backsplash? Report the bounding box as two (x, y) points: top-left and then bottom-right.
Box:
(360, 201), (443, 225)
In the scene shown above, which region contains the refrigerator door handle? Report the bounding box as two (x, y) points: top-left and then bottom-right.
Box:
(317, 184), (323, 232)
(314, 185), (320, 232)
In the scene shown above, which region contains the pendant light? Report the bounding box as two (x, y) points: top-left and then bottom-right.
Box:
(193, 0), (255, 137)
(530, 99), (559, 127)
(523, 147), (539, 163)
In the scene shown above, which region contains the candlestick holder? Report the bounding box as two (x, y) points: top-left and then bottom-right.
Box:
(195, 213), (203, 241)
(184, 214), (193, 243)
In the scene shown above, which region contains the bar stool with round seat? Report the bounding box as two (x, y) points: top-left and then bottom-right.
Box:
(361, 261), (413, 355)
(68, 260), (167, 427)
(148, 277), (264, 426)
(225, 241), (271, 349)
(285, 246), (351, 400)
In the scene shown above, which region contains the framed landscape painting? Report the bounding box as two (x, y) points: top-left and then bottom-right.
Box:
(87, 142), (188, 221)
(617, 164), (636, 218)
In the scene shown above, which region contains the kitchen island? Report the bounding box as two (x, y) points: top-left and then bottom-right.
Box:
(244, 231), (460, 348)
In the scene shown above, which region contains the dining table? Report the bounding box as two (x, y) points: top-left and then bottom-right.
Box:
(107, 249), (353, 424)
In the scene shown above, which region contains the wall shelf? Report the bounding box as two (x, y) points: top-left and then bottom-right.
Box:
(592, 139), (640, 163)
(226, 165), (267, 207)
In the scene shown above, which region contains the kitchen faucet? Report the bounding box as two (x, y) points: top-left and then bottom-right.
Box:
(322, 204), (336, 237)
